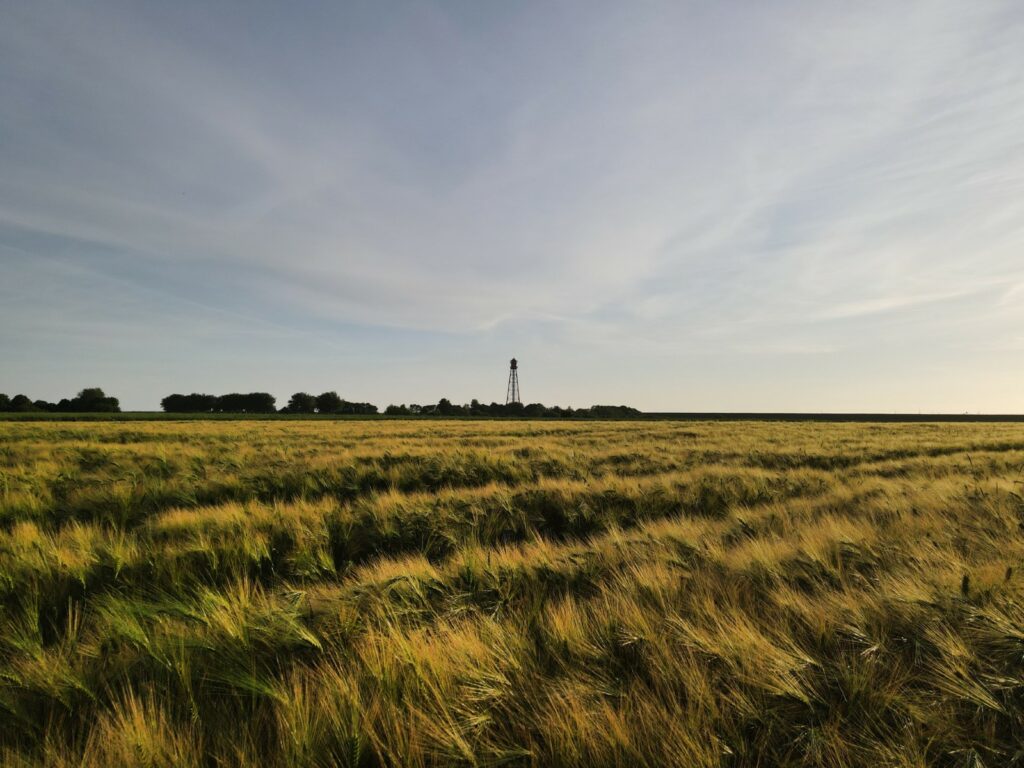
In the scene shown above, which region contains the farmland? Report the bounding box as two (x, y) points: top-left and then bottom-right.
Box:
(2, 419), (1024, 767)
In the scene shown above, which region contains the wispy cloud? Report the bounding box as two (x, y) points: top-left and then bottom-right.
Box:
(2, 0), (1023, 410)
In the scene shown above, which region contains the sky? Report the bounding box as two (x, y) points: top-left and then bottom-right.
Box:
(2, 0), (1023, 412)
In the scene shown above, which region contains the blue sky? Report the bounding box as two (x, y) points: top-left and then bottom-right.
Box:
(2, 0), (1023, 411)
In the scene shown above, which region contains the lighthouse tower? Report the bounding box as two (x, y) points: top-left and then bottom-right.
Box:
(506, 358), (521, 405)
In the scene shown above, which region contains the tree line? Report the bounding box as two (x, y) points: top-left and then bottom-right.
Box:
(0, 388), (120, 413)
(384, 399), (641, 418)
(160, 392), (277, 413)
(160, 391), (377, 414)
(0, 387), (639, 417)
(162, 392), (639, 418)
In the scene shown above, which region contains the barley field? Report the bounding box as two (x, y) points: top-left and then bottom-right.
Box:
(2, 419), (1024, 767)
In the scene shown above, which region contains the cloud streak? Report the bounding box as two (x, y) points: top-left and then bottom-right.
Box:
(2, 0), (1023, 410)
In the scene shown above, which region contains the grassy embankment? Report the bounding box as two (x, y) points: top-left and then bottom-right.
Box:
(2, 420), (1024, 766)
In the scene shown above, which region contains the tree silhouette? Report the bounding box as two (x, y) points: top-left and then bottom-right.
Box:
(214, 393), (276, 413)
(315, 391), (343, 414)
(286, 392), (317, 414)
(70, 388), (120, 412)
(9, 395), (35, 412)
(161, 394), (217, 413)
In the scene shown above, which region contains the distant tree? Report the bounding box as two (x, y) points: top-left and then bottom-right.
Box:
(444, 399), (467, 415)
(409, 404), (423, 415)
(10, 394), (36, 412)
(196, 394), (218, 412)
(0, 394), (9, 411)
(523, 402), (547, 417)
(336, 400), (378, 415)
(70, 388), (120, 412)
(315, 391), (343, 414)
(285, 392), (317, 414)
(586, 405), (641, 418)
(162, 393), (217, 413)
(214, 392), (276, 413)
(215, 393), (244, 412)
(384, 404), (410, 415)
(247, 393), (277, 413)
(33, 400), (55, 412)
(161, 394), (181, 412)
